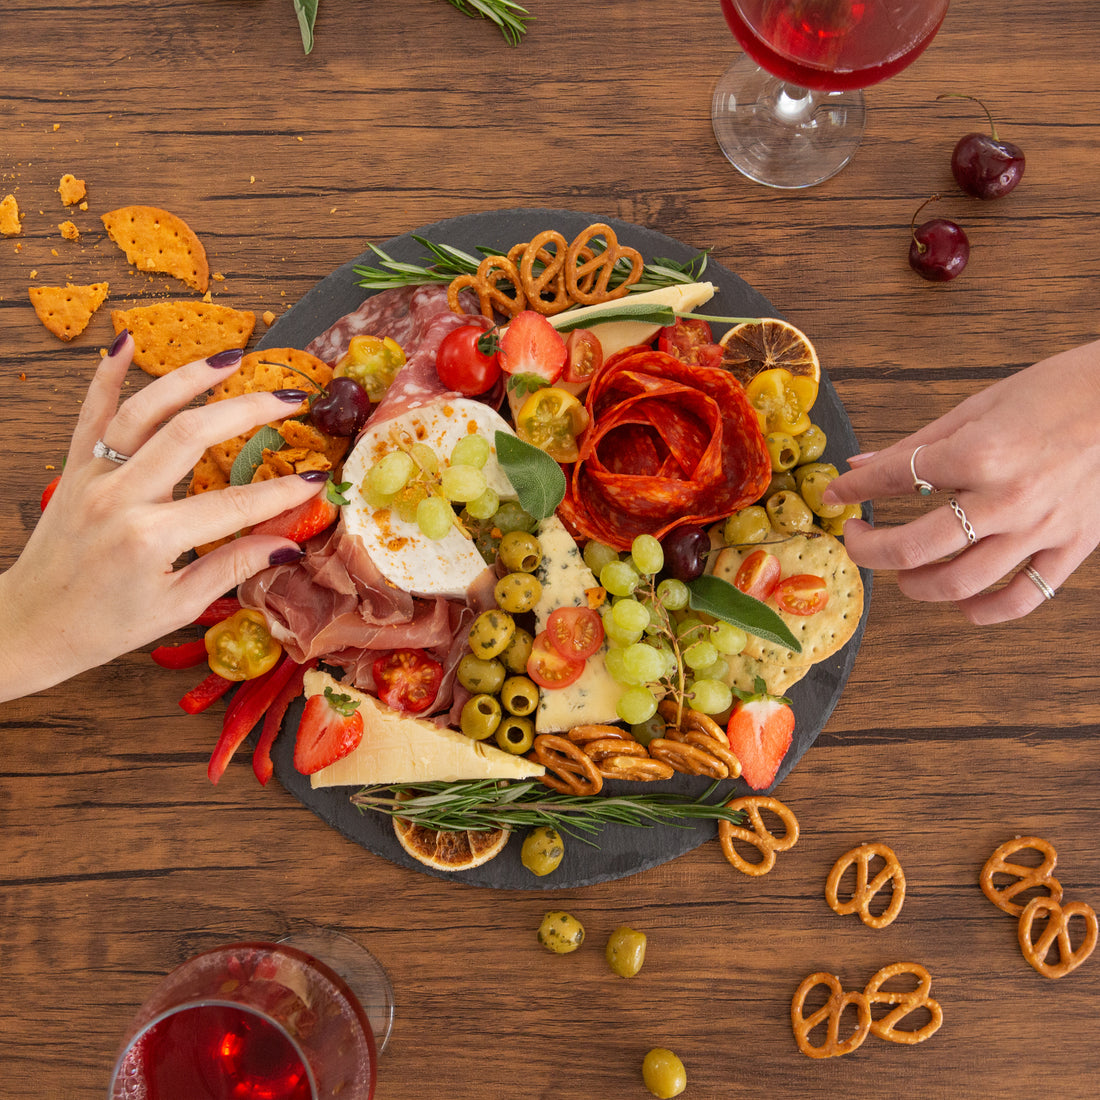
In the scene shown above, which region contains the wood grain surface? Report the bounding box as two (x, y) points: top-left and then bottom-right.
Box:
(2, 2), (1098, 1097)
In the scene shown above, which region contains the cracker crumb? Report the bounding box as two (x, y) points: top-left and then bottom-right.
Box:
(262, 310), (276, 326)
(202, 291), (213, 303)
(212, 272), (225, 282)
(52, 123), (61, 131)
(51, 248), (58, 256)
(59, 220), (80, 241)
(58, 173), (86, 205)
(30, 269), (37, 278)
(0, 193), (21, 236)
(249, 175), (256, 183)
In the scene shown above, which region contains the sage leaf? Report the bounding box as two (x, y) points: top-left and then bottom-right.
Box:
(230, 425), (285, 486)
(550, 303), (677, 333)
(687, 574), (802, 654)
(293, 0), (319, 54)
(494, 431), (565, 522)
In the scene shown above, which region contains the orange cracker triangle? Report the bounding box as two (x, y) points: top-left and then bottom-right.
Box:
(101, 205), (209, 292)
(111, 300), (256, 377)
(29, 282), (109, 341)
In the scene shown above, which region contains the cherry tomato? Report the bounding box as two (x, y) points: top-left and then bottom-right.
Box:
(204, 608), (283, 682)
(773, 574), (829, 616)
(745, 367), (818, 436)
(436, 324), (501, 396)
(372, 648), (444, 713)
(526, 631), (585, 690)
(516, 386), (590, 463)
(546, 606), (604, 661)
(733, 549), (782, 601)
(657, 318), (723, 369)
(563, 328), (603, 385)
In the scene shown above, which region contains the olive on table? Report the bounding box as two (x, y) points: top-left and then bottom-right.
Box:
(642, 1048), (687, 1099)
(498, 529), (543, 573)
(522, 827), (565, 877)
(722, 505), (772, 547)
(467, 608), (516, 660)
(766, 490), (815, 535)
(765, 431), (800, 472)
(794, 422), (827, 463)
(500, 627), (535, 674)
(537, 910), (584, 953)
(495, 572), (543, 615)
(605, 926), (647, 977)
(460, 694), (502, 741)
(500, 675), (540, 716)
(495, 715), (535, 755)
(456, 653), (506, 695)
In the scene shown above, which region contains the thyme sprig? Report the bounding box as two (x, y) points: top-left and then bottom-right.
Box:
(350, 779), (744, 845)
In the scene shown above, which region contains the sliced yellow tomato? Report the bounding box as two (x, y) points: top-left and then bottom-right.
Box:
(744, 367), (819, 436)
(205, 608), (282, 681)
(515, 386), (590, 463)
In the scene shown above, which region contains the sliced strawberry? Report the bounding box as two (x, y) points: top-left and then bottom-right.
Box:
(725, 677), (795, 791)
(251, 479), (349, 543)
(293, 685), (364, 775)
(498, 311), (567, 389)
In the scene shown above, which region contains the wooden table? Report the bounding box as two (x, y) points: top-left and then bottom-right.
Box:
(3, 2), (1098, 1096)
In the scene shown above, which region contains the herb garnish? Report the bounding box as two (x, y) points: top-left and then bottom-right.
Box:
(494, 431), (565, 522)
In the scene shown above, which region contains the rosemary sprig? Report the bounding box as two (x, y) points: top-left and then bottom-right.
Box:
(350, 779), (744, 845)
(447, 0), (533, 46)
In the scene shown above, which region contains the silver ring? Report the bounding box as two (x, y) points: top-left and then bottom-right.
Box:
(1023, 564), (1056, 601)
(910, 444), (936, 496)
(948, 496), (978, 545)
(93, 439), (131, 465)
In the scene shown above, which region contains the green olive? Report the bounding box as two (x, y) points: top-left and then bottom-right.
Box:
(630, 713), (666, 747)
(794, 423), (827, 463)
(521, 827), (565, 876)
(762, 470), (797, 500)
(793, 461), (839, 489)
(499, 627), (535, 674)
(822, 502), (863, 536)
(536, 910), (584, 954)
(605, 925), (647, 977)
(459, 693), (502, 741)
(500, 675), (540, 716)
(494, 572), (543, 615)
(722, 505), (772, 546)
(492, 501), (537, 534)
(495, 715), (535, 754)
(498, 530), (543, 573)
(798, 468), (845, 518)
(765, 431), (800, 472)
(766, 489), (815, 535)
(456, 654), (506, 695)
(467, 608), (516, 660)
(642, 1049), (687, 1099)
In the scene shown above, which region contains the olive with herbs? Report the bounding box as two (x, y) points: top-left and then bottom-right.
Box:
(766, 489), (815, 535)
(605, 925), (647, 977)
(459, 693), (502, 741)
(795, 423), (827, 463)
(522, 827), (565, 876)
(500, 675), (539, 716)
(799, 468), (845, 518)
(822, 502), (863, 536)
(494, 572), (543, 615)
(765, 431), (800, 472)
(763, 470), (797, 499)
(537, 910), (584, 954)
(498, 529), (543, 573)
(467, 608), (515, 659)
(456, 653), (506, 695)
(499, 627), (535, 674)
(642, 1049), (687, 1099)
(723, 505), (772, 546)
(793, 460), (839, 489)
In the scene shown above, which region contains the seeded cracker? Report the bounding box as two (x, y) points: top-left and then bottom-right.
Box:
(29, 282), (110, 341)
(101, 205), (209, 292)
(111, 300), (256, 376)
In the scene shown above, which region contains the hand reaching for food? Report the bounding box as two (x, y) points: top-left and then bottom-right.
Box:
(823, 337), (1100, 623)
(0, 332), (330, 703)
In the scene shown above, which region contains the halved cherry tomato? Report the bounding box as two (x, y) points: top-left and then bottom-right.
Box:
(372, 648), (444, 714)
(546, 606), (604, 661)
(773, 574), (829, 615)
(657, 318), (723, 369)
(515, 386), (590, 463)
(526, 631), (585, 690)
(436, 323), (501, 396)
(733, 549), (782, 601)
(745, 367), (819, 436)
(204, 608), (282, 682)
(563, 328), (603, 385)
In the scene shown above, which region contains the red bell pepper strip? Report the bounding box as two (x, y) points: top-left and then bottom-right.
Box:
(252, 659), (315, 786)
(151, 637), (210, 670)
(207, 654), (301, 784)
(193, 596), (243, 627)
(179, 671), (234, 715)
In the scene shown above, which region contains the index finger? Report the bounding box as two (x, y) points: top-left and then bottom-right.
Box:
(825, 434), (958, 507)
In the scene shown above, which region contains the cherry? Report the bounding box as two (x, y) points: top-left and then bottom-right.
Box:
(908, 195), (969, 282)
(939, 94), (1025, 199)
(661, 524), (711, 582)
(310, 376), (371, 436)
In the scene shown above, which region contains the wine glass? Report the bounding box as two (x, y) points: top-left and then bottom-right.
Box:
(712, 0), (950, 188)
(107, 929), (395, 1100)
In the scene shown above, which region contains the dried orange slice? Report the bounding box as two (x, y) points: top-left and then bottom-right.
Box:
(718, 318), (820, 389)
(393, 816), (510, 872)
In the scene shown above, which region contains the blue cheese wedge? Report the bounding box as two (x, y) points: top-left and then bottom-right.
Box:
(532, 516), (624, 733)
(307, 670), (546, 788)
(342, 397), (516, 599)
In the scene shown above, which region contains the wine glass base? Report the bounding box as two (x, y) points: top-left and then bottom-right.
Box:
(711, 55), (866, 189)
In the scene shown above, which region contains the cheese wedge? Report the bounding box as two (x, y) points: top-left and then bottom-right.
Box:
(307, 670), (546, 788)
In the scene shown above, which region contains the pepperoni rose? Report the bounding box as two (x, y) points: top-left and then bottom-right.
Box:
(559, 347), (770, 551)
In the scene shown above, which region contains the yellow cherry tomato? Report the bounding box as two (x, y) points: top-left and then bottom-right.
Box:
(335, 334), (406, 402)
(204, 608), (282, 681)
(515, 386), (590, 463)
(745, 367), (819, 436)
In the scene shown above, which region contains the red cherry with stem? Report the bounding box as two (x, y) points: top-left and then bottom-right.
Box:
(908, 194), (969, 282)
(938, 94), (1025, 199)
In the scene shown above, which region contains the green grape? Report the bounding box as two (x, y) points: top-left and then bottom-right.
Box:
(466, 486), (499, 520)
(583, 540), (620, 577)
(622, 642), (665, 685)
(493, 501), (537, 534)
(711, 621), (748, 655)
(604, 616), (644, 648)
(630, 534), (664, 577)
(641, 598), (665, 635)
(416, 494), (455, 540)
(600, 560), (640, 598)
(603, 645), (635, 685)
(683, 639), (718, 671)
(361, 480), (395, 510)
(367, 450), (416, 495)
(392, 481), (428, 523)
(690, 678), (733, 715)
(698, 657), (730, 681)
(409, 442), (439, 476)
(440, 464), (488, 503)
(611, 598), (650, 637)
(616, 685), (658, 725)
(674, 616), (706, 642)
(656, 577), (689, 612)
(450, 434), (491, 469)
(630, 713), (666, 747)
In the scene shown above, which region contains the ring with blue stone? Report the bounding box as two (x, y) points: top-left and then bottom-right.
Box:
(910, 444), (936, 496)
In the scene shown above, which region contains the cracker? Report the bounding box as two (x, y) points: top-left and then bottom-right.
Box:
(58, 220), (80, 241)
(58, 173), (86, 205)
(110, 300), (256, 377)
(724, 651), (811, 697)
(101, 205), (209, 292)
(29, 282), (109, 341)
(1, 194), (21, 236)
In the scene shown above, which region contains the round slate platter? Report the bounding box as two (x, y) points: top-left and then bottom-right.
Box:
(258, 207), (872, 890)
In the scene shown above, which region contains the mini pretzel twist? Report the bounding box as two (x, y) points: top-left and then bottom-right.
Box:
(532, 734), (603, 796)
(863, 963), (943, 1044)
(718, 796), (800, 876)
(512, 230), (573, 315)
(597, 756), (676, 783)
(564, 223), (643, 305)
(648, 737), (729, 780)
(979, 835), (1063, 916)
(790, 973), (870, 1059)
(1017, 896), (1098, 979)
(826, 843), (907, 929)
(566, 724), (633, 745)
(582, 738), (649, 764)
(447, 254), (527, 319)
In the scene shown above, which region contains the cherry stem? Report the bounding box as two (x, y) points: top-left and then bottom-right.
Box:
(936, 93), (1000, 141)
(910, 193), (942, 253)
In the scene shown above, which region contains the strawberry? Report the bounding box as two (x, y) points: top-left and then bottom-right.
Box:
(725, 677), (795, 791)
(498, 310), (567, 392)
(251, 478), (349, 543)
(293, 685), (364, 775)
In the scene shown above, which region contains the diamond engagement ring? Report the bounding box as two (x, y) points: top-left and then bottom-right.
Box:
(1023, 564), (1056, 601)
(910, 444), (935, 496)
(948, 496), (978, 545)
(92, 439), (131, 465)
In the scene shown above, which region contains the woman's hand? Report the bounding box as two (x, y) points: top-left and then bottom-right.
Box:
(0, 333), (330, 701)
(823, 338), (1100, 624)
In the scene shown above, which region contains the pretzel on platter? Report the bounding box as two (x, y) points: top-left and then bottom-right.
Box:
(564, 222), (643, 305)
(446, 254), (527, 319)
(580, 737), (649, 764)
(718, 796), (800, 876)
(597, 755), (676, 783)
(863, 962), (943, 1044)
(979, 835), (1063, 916)
(532, 734), (603, 796)
(790, 972), (870, 1059)
(648, 737), (729, 780)
(825, 842), (907, 930)
(566, 724), (633, 744)
(1017, 896), (1098, 979)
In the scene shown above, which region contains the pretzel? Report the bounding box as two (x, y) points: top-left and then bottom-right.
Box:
(447, 254), (526, 319)
(979, 836), (1063, 917)
(718, 796), (799, 876)
(664, 727), (742, 778)
(567, 724), (633, 745)
(582, 738), (649, 763)
(864, 963), (943, 1044)
(532, 734), (603, 796)
(1017, 896), (1098, 979)
(825, 843), (907, 929)
(790, 973), (870, 1059)
(657, 700), (726, 743)
(511, 230), (573, 315)
(648, 737), (729, 780)
(564, 222), (643, 305)
(596, 755), (676, 783)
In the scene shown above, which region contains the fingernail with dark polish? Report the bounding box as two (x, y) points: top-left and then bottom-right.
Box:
(268, 546), (305, 566)
(108, 329), (129, 356)
(207, 348), (244, 369)
(298, 469), (330, 483)
(274, 389), (310, 403)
